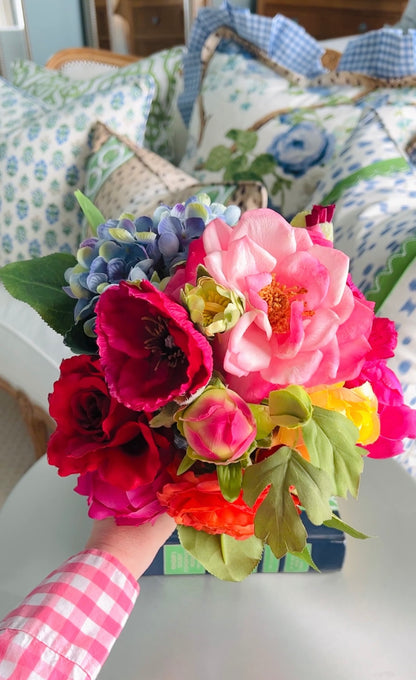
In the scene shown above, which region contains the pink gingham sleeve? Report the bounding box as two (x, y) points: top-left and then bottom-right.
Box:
(0, 549), (140, 680)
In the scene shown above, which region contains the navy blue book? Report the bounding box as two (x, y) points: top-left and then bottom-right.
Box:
(143, 511), (345, 576)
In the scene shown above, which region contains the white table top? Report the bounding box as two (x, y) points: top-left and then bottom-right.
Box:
(0, 455), (415, 680)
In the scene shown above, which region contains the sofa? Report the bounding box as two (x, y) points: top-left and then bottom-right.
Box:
(0, 3), (415, 474)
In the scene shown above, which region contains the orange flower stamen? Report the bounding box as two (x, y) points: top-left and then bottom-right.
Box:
(259, 278), (313, 333)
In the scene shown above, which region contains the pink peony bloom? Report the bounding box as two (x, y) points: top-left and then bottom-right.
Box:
(176, 384), (256, 463)
(201, 209), (374, 401)
(96, 280), (213, 411)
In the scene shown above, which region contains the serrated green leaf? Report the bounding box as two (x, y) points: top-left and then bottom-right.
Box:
(0, 254), (76, 336)
(75, 190), (105, 236)
(178, 526), (263, 581)
(302, 407), (365, 498)
(323, 513), (370, 539)
(204, 145), (232, 171)
(243, 447), (333, 559)
(64, 320), (98, 355)
(217, 463), (243, 502)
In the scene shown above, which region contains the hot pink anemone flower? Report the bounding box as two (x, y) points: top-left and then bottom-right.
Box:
(201, 209), (374, 402)
(95, 280), (213, 412)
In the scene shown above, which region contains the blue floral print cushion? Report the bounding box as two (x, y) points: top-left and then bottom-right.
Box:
(0, 77), (47, 134)
(0, 77), (155, 265)
(308, 107), (416, 473)
(179, 43), (364, 221)
(309, 107), (416, 295)
(11, 46), (185, 163)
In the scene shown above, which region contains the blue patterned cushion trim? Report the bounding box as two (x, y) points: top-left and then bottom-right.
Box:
(338, 28), (416, 78)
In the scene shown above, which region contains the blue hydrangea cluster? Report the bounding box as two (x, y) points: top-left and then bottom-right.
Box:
(64, 193), (241, 337)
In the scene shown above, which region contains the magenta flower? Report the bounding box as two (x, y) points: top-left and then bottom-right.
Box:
(345, 316), (416, 458)
(201, 209), (374, 401)
(176, 384), (257, 464)
(95, 280), (213, 412)
(75, 456), (173, 525)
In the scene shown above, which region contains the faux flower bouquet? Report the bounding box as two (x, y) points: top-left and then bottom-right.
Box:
(2, 191), (415, 581)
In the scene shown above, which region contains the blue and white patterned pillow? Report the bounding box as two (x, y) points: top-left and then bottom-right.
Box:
(0, 77), (155, 265)
(11, 47), (185, 163)
(0, 77), (47, 134)
(309, 107), (416, 294)
(179, 48), (364, 222)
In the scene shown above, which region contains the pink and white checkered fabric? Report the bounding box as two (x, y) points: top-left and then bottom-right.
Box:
(0, 549), (140, 679)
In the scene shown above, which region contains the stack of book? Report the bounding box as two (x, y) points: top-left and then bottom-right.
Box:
(144, 512), (346, 576)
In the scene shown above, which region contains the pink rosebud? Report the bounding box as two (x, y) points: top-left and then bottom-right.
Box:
(176, 385), (256, 464)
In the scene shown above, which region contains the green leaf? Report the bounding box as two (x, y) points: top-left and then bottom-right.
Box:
(0, 254), (76, 336)
(243, 447), (333, 560)
(223, 155), (249, 182)
(269, 385), (313, 428)
(225, 129), (257, 153)
(64, 320), (98, 355)
(302, 407), (365, 498)
(288, 544), (320, 572)
(75, 190), (105, 236)
(177, 526), (263, 581)
(217, 463), (243, 502)
(248, 153), (276, 175)
(323, 513), (370, 540)
(248, 403), (274, 441)
(204, 145), (232, 172)
(176, 454), (195, 475)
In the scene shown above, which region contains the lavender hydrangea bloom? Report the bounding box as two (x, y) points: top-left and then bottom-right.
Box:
(64, 193), (241, 338)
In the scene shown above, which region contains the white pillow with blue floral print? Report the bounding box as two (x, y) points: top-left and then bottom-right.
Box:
(0, 77), (155, 266)
(11, 46), (185, 163)
(179, 48), (364, 221)
(0, 77), (47, 134)
(308, 107), (416, 295)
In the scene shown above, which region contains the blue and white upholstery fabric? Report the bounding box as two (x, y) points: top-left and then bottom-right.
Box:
(178, 1), (326, 126)
(338, 28), (416, 78)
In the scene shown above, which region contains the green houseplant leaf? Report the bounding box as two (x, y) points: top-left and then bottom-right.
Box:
(0, 253), (76, 336)
(242, 447), (333, 559)
(302, 407), (365, 498)
(178, 526), (263, 581)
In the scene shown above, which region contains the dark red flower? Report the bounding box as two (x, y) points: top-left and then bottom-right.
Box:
(48, 354), (175, 488)
(95, 280), (213, 411)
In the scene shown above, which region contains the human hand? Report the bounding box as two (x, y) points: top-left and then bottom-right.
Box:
(85, 514), (176, 579)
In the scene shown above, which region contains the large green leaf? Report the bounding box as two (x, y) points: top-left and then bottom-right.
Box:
(178, 526), (263, 581)
(243, 447), (333, 559)
(302, 407), (365, 498)
(0, 253), (76, 336)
